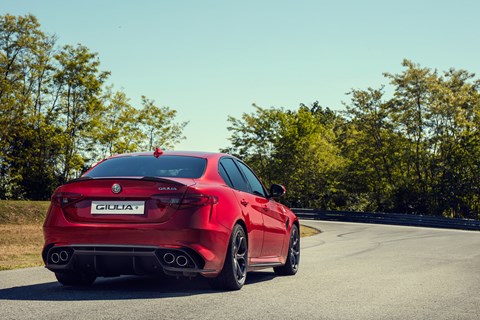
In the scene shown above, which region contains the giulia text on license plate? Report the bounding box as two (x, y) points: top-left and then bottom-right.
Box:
(91, 201), (145, 215)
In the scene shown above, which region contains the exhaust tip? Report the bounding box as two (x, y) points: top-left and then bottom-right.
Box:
(176, 255), (188, 267)
(59, 250), (69, 262)
(163, 253), (175, 264)
(50, 252), (60, 264)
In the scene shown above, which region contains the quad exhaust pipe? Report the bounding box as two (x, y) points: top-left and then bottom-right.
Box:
(162, 252), (190, 268)
(59, 250), (69, 262)
(163, 253), (175, 264)
(176, 255), (188, 267)
(50, 247), (194, 268)
(49, 250), (70, 264)
(51, 252), (60, 264)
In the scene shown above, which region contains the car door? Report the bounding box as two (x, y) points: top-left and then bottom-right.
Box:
(235, 160), (287, 258)
(218, 158), (265, 259)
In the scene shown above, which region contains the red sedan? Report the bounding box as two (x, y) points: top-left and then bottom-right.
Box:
(42, 150), (300, 290)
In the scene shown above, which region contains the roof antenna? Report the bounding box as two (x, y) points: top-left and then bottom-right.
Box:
(154, 147), (164, 158)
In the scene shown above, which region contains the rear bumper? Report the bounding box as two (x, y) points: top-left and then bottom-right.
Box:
(43, 207), (231, 277)
(44, 245), (216, 277)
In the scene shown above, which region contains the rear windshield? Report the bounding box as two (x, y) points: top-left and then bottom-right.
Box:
(85, 156), (207, 179)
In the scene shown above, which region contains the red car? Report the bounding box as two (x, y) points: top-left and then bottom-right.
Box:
(42, 150), (300, 290)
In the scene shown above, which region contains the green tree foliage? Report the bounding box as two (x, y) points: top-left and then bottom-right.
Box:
(340, 87), (404, 211)
(224, 62), (480, 219)
(224, 103), (345, 209)
(138, 96), (188, 150)
(0, 14), (186, 199)
(3, 14), (480, 220)
(386, 61), (480, 218)
(89, 90), (142, 159)
(53, 44), (110, 183)
(90, 92), (188, 159)
(0, 14), (60, 199)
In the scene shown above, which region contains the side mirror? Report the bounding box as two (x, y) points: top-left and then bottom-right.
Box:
(269, 184), (286, 198)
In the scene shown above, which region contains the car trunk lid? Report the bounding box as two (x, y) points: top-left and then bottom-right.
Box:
(54, 177), (194, 223)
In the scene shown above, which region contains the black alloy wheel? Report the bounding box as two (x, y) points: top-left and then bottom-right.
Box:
(208, 224), (248, 290)
(274, 224), (300, 275)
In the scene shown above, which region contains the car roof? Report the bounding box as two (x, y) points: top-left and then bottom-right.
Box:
(107, 150), (231, 160)
(85, 150), (247, 184)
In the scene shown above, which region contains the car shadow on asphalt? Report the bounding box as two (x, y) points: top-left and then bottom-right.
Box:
(0, 271), (277, 301)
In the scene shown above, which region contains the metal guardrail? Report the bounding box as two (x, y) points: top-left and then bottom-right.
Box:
(292, 208), (480, 231)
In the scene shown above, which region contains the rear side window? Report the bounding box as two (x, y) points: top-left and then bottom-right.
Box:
(236, 161), (267, 197)
(219, 163), (234, 188)
(219, 158), (250, 192)
(85, 156), (207, 178)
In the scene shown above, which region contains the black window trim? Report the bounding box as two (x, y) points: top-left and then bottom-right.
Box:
(234, 159), (269, 198)
(218, 162), (234, 188)
(219, 156), (268, 198)
(219, 157), (250, 193)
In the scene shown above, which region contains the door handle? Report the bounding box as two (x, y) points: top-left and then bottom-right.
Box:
(262, 206), (269, 212)
(240, 199), (249, 207)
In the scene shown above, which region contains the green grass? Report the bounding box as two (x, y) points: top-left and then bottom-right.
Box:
(300, 225), (320, 237)
(0, 200), (50, 224)
(0, 224), (45, 270)
(0, 200), (319, 271)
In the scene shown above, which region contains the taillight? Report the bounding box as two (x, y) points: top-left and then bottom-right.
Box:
(180, 194), (218, 207)
(152, 190), (218, 209)
(152, 194), (183, 208)
(52, 192), (84, 207)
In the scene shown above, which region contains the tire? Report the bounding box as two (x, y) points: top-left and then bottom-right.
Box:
(208, 224), (248, 290)
(55, 271), (96, 286)
(274, 224), (300, 276)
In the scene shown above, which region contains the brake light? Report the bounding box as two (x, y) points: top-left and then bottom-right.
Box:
(180, 194), (218, 207)
(152, 194), (183, 207)
(52, 192), (84, 207)
(152, 191), (218, 209)
(154, 147), (164, 158)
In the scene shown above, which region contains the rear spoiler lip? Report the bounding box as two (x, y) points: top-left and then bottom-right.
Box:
(65, 176), (190, 186)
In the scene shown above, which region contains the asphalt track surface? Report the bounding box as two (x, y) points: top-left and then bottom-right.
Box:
(1, 220), (479, 320)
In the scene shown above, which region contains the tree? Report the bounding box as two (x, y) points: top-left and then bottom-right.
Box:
(341, 87), (405, 211)
(52, 44), (110, 183)
(428, 69), (480, 218)
(138, 96), (188, 150)
(342, 60), (480, 218)
(88, 90), (144, 159)
(224, 104), (345, 209)
(0, 14), (60, 199)
(90, 92), (188, 160)
(0, 14), (188, 199)
(224, 104), (284, 182)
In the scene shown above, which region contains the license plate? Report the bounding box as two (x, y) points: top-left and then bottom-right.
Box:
(91, 201), (145, 215)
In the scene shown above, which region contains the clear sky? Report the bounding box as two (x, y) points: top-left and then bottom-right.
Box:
(3, 0), (480, 152)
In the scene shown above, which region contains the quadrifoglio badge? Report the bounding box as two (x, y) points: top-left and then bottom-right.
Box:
(111, 183), (122, 194)
(91, 201), (145, 215)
